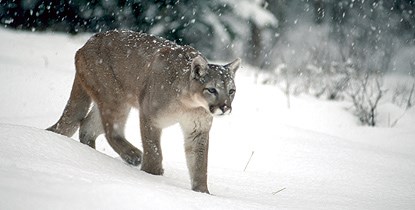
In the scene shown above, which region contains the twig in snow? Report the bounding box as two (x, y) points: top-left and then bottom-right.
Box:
(243, 151), (255, 172)
(272, 187), (286, 195)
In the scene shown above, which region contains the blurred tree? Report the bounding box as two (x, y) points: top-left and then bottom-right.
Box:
(0, 0), (277, 66)
(1, 0), (414, 68)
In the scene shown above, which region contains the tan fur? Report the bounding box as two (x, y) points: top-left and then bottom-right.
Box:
(47, 29), (240, 193)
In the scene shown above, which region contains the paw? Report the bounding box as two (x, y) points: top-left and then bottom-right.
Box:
(121, 148), (142, 166)
(141, 164), (164, 175)
(192, 185), (210, 194)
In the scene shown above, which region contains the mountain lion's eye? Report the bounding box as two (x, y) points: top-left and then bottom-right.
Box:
(206, 88), (217, 94)
(229, 89), (236, 95)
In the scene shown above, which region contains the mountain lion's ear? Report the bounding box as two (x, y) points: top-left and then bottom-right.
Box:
(225, 58), (241, 74)
(191, 55), (208, 79)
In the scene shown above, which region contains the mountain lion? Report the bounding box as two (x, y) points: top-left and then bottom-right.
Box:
(47, 29), (241, 193)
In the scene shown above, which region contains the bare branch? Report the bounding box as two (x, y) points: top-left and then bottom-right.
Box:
(272, 187), (287, 195)
(347, 73), (384, 126)
(407, 82), (415, 109)
(243, 151), (255, 172)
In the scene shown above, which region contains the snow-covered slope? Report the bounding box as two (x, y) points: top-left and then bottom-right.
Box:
(0, 124), (272, 209)
(1, 28), (415, 209)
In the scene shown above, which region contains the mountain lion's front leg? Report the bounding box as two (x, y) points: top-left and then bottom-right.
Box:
(140, 114), (163, 175)
(181, 116), (213, 193)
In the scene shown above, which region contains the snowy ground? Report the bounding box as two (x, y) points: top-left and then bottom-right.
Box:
(1, 28), (415, 209)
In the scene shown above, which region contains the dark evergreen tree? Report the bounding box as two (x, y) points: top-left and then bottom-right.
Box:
(0, 0), (277, 65)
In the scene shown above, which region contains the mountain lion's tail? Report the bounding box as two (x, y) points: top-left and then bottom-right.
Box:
(47, 74), (92, 137)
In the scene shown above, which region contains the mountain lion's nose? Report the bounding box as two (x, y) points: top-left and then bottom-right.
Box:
(220, 104), (231, 114)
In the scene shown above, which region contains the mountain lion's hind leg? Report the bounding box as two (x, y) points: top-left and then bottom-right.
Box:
(79, 103), (104, 149)
(99, 102), (142, 166)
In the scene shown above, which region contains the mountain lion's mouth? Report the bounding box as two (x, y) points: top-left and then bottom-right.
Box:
(209, 105), (231, 116)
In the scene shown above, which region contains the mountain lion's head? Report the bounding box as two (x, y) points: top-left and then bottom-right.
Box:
(190, 56), (241, 116)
